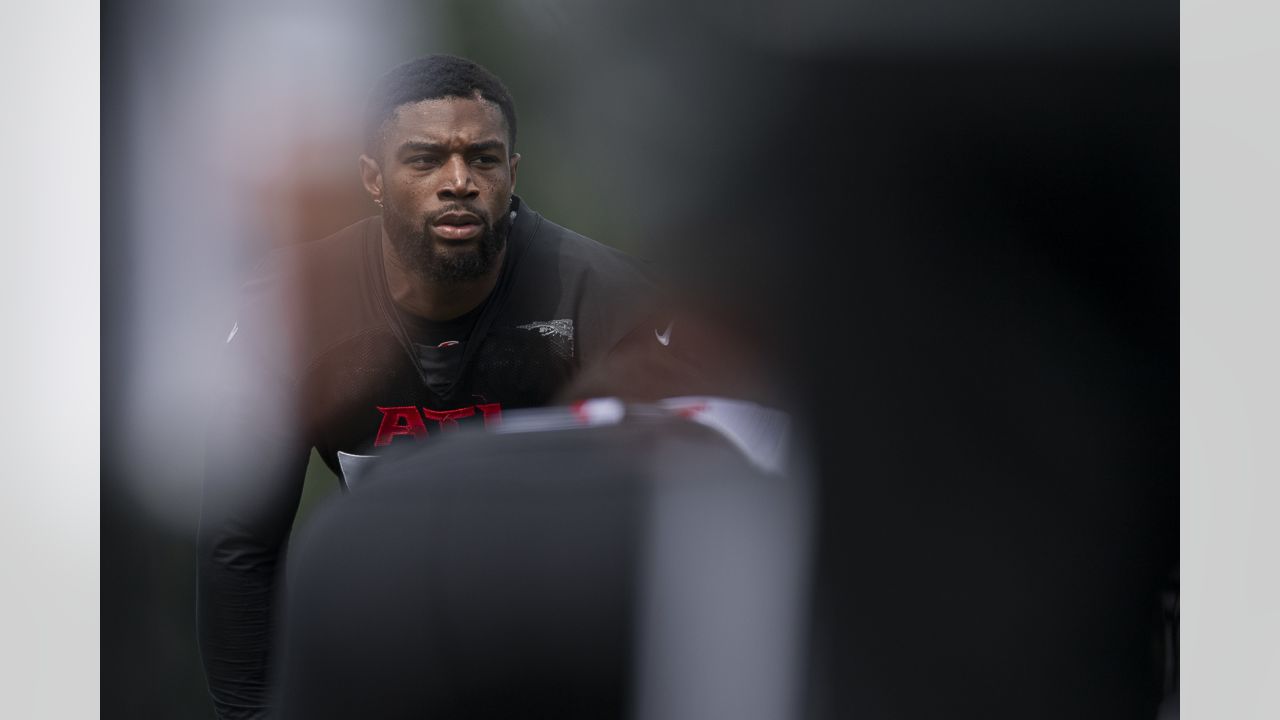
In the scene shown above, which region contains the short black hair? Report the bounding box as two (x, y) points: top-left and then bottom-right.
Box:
(364, 55), (518, 155)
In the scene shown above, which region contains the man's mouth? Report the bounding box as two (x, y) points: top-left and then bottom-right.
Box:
(431, 212), (484, 241)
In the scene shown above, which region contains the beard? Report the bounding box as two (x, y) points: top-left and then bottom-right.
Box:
(383, 199), (511, 284)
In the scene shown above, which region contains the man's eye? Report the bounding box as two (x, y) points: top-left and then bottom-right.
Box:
(472, 155), (499, 166)
(408, 156), (438, 167)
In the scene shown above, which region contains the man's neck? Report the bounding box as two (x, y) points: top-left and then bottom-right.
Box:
(381, 233), (506, 322)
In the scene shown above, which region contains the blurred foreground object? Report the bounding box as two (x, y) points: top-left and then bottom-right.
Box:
(278, 404), (810, 720)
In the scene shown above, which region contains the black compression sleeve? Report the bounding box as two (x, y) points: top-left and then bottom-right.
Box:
(197, 310), (309, 720)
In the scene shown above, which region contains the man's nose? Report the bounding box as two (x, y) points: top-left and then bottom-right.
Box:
(438, 156), (479, 200)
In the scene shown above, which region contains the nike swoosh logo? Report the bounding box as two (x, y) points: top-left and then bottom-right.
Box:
(655, 321), (673, 346)
(226, 321), (239, 343)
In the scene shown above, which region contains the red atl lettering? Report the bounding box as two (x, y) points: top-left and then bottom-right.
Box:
(476, 402), (503, 428)
(374, 406), (429, 446)
(422, 406), (475, 431)
(373, 403), (504, 446)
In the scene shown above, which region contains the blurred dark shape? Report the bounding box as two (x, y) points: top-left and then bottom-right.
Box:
(558, 3), (1177, 716)
(277, 418), (808, 720)
(277, 427), (643, 719)
(795, 57), (1177, 720)
(564, 2), (1177, 716)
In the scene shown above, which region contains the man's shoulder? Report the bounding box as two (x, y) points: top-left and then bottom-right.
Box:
(513, 204), (665, 365)
(525, 210), (657, 289)
(249, 216), (379, 287)
(239, 216), (381, 325)
(231, 216), (387, 373)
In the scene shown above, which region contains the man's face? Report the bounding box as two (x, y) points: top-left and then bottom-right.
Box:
(362, 96), (519, 283)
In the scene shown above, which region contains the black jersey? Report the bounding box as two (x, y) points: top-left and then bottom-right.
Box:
(197, 196), (656, 720)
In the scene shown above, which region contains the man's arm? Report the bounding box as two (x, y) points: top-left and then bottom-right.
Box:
(197, 297), (310, 719)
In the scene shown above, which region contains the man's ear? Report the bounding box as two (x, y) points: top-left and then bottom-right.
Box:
(509, 152), (521, 192)
(359, 154), (383, 206)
